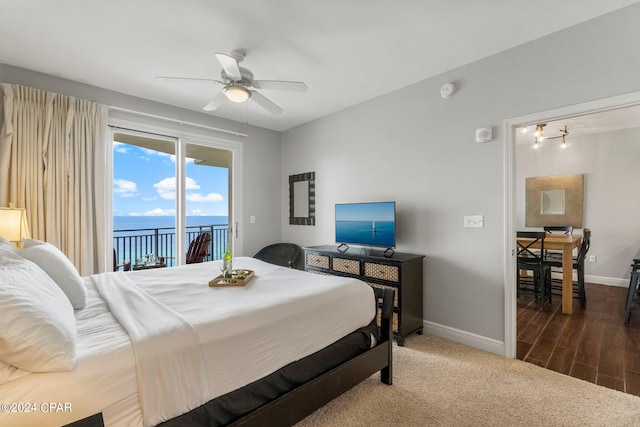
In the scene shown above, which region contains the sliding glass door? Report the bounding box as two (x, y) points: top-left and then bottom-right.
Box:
(111, 128), (232, 269)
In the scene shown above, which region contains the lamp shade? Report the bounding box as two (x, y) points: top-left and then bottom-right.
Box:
(0, 207), (31, 247)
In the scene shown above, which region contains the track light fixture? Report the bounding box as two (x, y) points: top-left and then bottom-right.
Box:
(533, 124), (569, 148)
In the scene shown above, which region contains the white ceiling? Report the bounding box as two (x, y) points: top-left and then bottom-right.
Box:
(1, 0), (638, 131)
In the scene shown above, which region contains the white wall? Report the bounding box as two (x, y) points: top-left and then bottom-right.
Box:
(516, 128), (640, 285)
(0, 64), (282, 258)
(280, 4), (640, 345)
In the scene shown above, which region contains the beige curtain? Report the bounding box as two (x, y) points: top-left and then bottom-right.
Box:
(0, 83), (108, 275)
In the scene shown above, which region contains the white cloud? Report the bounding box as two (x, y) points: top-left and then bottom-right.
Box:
(113, 179), (139, 197)
(113, 142), (128, 154)
(135, 148), (194, 164)
(154, 177), (201, 200)
(141, 147), (159, 156)
(186, 192), (224, 202)
(185, 177), (201, 189)
(143, 208), (175, 216)
(154, 177), (177, 200)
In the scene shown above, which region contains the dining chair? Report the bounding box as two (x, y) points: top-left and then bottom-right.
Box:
(517, 231), (552, 307)
(544, 225), (573, 235)
(542, 225), (574, 258)
(625, 270), (640, 324)
(624, 258), (640, 324)
(545, 228), (591, 308)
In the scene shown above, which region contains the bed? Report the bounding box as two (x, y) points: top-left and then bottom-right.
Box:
(0, 240), (393, 427)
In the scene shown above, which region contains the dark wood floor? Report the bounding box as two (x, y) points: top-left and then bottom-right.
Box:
(517, 282), (640, 396)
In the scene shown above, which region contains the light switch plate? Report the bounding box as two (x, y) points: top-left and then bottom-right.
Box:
(464, 215), (484, 228)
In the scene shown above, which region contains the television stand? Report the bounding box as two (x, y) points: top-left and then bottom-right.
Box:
(304, 245), (424, 346)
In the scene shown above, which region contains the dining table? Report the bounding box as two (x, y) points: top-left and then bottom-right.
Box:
(516, 233), (583, 314)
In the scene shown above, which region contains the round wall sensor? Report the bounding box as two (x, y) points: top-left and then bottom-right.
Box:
(440, 82), (456, 99)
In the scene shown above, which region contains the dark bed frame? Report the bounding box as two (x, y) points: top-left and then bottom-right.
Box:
(66, 288), (394, 427)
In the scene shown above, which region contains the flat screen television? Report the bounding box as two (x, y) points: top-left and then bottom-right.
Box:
(335, 201), (396, 249)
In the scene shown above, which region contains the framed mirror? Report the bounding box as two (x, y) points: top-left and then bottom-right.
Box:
(525, 174), (583, 227)
(289, 172), (315, 225)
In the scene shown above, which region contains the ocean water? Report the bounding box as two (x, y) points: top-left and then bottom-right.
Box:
(114, 215), (228, 231)
(335, 220), (395, 248)
(113, 216), (229, 265)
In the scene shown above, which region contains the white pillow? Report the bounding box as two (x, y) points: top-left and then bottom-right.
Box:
(0, 237), (19, 255)
(21, 239), (87, 309)
(0, 254), (77, 372)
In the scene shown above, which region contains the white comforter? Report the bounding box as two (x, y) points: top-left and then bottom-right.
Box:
(0, 257), (375, 427)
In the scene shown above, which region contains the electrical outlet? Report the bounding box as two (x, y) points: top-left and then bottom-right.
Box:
(250, 215), (255, 224)
(464, 215), (484, 228)
(589, 255), (596, 263)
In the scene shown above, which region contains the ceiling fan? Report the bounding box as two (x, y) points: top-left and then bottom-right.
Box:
(155, 49), (307, 115)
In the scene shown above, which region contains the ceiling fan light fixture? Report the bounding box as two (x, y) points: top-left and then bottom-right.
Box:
(223, 85), (251, 103)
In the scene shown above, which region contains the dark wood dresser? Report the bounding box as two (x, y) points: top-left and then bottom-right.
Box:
(304, 245), (424, 346)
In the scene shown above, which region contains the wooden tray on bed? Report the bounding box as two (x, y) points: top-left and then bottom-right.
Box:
(209, 269), (255, 287)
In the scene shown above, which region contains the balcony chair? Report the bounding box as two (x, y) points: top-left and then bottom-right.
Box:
(253, 243), (304, 270)
(113, 249), (131, 272)
(186, 232), (212, 264)
(545, 228), (591, 308)
(517, 231), (552, 308)
(157, 232), (211, 266)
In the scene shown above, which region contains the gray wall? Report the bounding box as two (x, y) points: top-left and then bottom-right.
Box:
(280, 4), (640, 343)
(0, 64), (282, 258)
(2, 3), (639, 347)
(516, 127), (640, 284)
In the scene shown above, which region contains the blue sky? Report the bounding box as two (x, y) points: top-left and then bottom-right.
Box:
(113, 142), (228, 216)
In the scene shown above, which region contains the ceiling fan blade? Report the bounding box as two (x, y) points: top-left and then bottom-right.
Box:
(155, 76), (223, 84)
(203, 92), (227, 111)
(214, 53), (242, 81)
(250, 90), (283, 115)
(252, 80), (307, 92)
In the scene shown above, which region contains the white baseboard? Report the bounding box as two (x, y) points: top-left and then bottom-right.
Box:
(423, 320), (505, 356)
(585, 274), (628, 288)
(550, 272), (629, 288)
(422, 274), (629, 358)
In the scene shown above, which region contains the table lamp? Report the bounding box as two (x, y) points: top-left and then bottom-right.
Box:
(0, 204), (31, 249)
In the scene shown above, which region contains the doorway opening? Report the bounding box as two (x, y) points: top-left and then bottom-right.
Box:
(504, 91), (640, 393)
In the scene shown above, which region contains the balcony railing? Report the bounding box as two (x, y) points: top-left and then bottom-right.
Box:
(113, 223), (230, 268)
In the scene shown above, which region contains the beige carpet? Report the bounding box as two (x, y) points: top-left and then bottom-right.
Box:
(295, 334), (640, 426)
